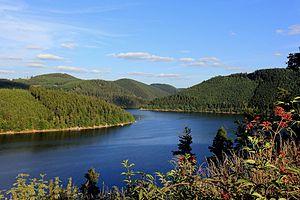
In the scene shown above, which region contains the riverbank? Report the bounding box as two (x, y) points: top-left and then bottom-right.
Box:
(140, 108), (243, 115)
(0, 121), (134, 135)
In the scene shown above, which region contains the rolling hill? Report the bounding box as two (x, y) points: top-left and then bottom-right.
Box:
(15, 74), (177, 108)
(144, 68), (300, 114)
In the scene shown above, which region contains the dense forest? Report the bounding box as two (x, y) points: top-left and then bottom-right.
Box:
(144, 68), (300, 114)
(0, 87), (134, 133)
(14, 74), (178, 108)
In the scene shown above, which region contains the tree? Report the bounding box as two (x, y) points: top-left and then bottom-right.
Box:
(80, 168), (100, 200)
(173, 127), (195, 157)
(208, 127), (233, 161)
(287, 47), (300, 72)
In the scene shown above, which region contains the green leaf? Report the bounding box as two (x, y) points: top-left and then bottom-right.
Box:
(245, 159), (256, 164)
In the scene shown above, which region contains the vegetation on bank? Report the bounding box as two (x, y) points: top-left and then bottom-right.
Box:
(0, 87), (134, 133)
(14, 74), (177, 108)
(1, 93), (299, 199)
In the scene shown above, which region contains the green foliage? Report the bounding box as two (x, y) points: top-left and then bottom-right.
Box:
(208, 127), (233, 161)
(15, 74), (176, 108)
(145, 68), (300, 114)
(145, 75), (257, 113)
(150, 83), (178, 94)
(286, 47), (300, 72)
(0, 87), (134, 133)
(80, 168), (100, 200)
(173, 127), (195, 157)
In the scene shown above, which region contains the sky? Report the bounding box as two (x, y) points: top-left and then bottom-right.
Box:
(0, 0), (299, 88)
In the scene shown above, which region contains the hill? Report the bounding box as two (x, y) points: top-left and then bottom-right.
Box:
(114, 78), (172, 99)
(0, 79), (29, 89)
(144, 68), (300, 114)
(150, 83), (178, 94)
(15, 74), (177, 108)
(15, 73), (79, 88)
(0, 87), (134, 133)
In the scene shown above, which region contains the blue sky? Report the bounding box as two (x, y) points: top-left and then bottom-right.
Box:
(0, 0), (299, 88)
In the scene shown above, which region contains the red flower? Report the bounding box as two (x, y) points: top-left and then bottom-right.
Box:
(221, 191), (230, 199)
(274, 106), (285, 117)
(262, 121), (272, 130)
(246, 122), (254, 129)
(279, 121), (288, 128)
(177, 155), (185, 163)
(282, 113), (292, 121)
(279, 150), (286, 158)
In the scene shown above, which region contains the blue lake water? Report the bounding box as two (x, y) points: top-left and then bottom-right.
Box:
(0, 109), (241, 189)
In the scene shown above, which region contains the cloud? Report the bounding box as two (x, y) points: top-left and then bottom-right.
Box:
(179, 57), (195, 62)
(127, 72), (180, 78)
(37, 53), (64, 60)
(275, 25), (300, 35)
(157, 73), (180, 78)
(26, 45), (43, 50)
(0, 69), (15, 74)
(26, 62), (45, 68)
(274, 52), (282, 57)
(180, 50), (190, 54)
(55, 65), (101, 73)
(287, 24), (300, 35)
(179, 56), (242, 71)
(229, 31), (237, 36)
(111, 52), (175, 62)
(0, 56), (22, 60)
(61, 43), (76, 49)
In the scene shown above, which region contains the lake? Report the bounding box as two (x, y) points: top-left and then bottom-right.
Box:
(0, 109), (241, 189)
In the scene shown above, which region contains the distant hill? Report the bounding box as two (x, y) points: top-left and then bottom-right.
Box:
(114, 79), (172, 99)
(15, 73), (79, 88)
(0, 87), (134, 133)
(0, 79), (29, 89)
(144, 68), (300, 114)
(15, 74), (177, 108)
(150, 83), (178, 94)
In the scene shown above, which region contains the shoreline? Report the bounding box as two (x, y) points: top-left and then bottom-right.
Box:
(140, 108), (243, 115)
(0, 121), (134, 135)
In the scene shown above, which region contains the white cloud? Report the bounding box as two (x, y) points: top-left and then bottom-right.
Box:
(179, 56), (241, 71)
(37, 53), (64, 61)
(55, 65), (102, 73)
(275, 25), (300, 35)
(274, 52), (282, 57)
(61, 43), (76, 49)
(275, 29), (284, 34)
(127, 72), (180, 79)
(229, 31), (237, 36)
(157, 73), (180, 78)
(287, 24), (300, 35)
(26, 45), (43, 50)
(0, 69), (15, 74)
(26, 62), (45, 68)
(179, 57), (195, 62)
(0, 56), (22, 60)
(111, 52), (175, 62)
(180, 50), (190, 54)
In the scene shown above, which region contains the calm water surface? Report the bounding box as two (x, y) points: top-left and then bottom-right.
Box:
(0, 109), (241, 189)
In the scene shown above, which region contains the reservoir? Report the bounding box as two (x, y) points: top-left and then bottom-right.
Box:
(0, 109), (241, 189)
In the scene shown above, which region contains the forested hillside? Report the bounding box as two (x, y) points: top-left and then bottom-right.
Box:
(144, 68), (300, 114)
(15, 74), (176, 108)
(150, 83), (178, 94)
(0, 87), (134, 133)
(0, 79), (28, 89)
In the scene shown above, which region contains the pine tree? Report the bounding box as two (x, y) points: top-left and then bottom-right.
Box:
(287, 47), (300, 72)
(173, 127), (195, 157)
(80, 168), (100, 200)
(209, 127), (233, 161)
